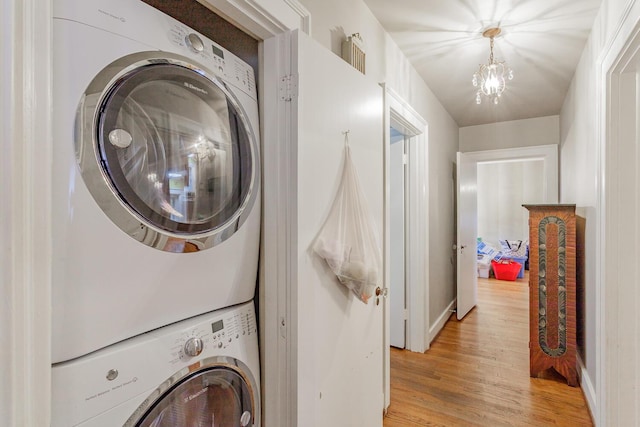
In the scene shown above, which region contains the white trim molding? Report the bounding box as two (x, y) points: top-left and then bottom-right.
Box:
(380, 83), (429, 410)
(198, 0), (310, 39)
(598, 1), (640, 424)
(261, 30), (299, 427)
(429, 299), (456, 344)
(460, 145), (559, 203)
(383, 84), (429, 354)
(577, 354), (598, 423)
(1, 0), (53, 425)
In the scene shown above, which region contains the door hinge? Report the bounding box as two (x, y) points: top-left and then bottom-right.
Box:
(402, 153), (408, 165)
(279, 74), (298, 102)
(403, 308), (408, 320)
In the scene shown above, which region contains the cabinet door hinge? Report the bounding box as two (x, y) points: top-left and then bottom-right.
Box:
(279, 74), (298, 102)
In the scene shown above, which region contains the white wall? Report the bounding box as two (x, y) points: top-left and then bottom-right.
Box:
(297, 0), (459, 329)
(560, 17), (599, 403)
(459, 115), (560, 152)
(559, 0), (636, 418)
(477, 160), (545, 248)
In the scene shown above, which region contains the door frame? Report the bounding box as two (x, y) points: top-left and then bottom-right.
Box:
(598, 1), (640, 424)
(459, 145), (558, 200)
(456, 144), (559, 318)
(381, 84), (428, 409)
(2, 1), (53, 424)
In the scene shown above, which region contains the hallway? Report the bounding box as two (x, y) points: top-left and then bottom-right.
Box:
(384, 274), (593, 426)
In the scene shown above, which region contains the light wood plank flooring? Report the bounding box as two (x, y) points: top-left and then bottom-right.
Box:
(384, 273), (593, 426)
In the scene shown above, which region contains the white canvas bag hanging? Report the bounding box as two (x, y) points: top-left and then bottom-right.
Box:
(312, 135), (382, 303)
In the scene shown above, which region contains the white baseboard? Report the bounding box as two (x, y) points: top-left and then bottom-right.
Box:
(577, 354), (598, 424)
(429, 299), (456, 344)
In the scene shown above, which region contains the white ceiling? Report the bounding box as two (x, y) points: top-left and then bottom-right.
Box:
(361, 0), (602, 127)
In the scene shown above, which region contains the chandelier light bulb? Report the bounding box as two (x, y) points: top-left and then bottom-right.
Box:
(472, 27), (512, 105)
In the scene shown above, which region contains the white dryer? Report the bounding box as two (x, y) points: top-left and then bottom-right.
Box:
(52, 0), (261, 363)
(52, 301), (260, 426)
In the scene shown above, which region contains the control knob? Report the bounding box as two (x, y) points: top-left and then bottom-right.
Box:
(183, 337), (204, 357)
(185, 33), (204, 53)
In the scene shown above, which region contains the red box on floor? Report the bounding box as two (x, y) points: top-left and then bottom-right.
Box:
(491, 260), (522, 281)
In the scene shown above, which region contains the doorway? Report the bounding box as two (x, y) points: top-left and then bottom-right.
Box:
(600, 12), (640, 424)
(381, 85), (428, 411)
(389, 126), (406, 348)
(476, 159), (545, 261)
(456, 145), (559, 319)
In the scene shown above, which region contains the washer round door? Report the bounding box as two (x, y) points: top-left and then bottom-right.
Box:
(125, 357), (260, 427)
(76, 52), (259, 252)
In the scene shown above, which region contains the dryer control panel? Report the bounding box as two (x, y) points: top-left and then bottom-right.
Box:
(53, 0), (257, 100)
(167, 23), (256, 99)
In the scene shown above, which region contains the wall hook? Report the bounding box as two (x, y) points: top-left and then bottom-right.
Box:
(342, 130), (350, 147)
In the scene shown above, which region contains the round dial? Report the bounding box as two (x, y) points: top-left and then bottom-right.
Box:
(183, 337), (204, 357)
(185, 33), (204, 53)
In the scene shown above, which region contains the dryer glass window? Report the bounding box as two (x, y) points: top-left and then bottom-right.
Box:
(136, 366), (255, 427)
(97, 64), (254, 235)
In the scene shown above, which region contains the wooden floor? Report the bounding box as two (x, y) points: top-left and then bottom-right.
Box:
(384, 274), (593, 426)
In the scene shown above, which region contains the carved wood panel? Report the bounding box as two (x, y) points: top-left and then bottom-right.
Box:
(524, 204), (578, 387)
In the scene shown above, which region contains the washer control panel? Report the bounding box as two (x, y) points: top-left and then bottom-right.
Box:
(167, 23), (255, 98)
(168, 303), (257, 366)
(183, 337), (203, 357)
(51, 301), (258, 427)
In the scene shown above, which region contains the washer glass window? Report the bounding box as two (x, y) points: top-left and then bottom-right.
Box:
(135, 366), (255, 427)
(97, 63), (253, 235)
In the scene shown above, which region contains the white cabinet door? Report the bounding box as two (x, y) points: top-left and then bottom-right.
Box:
(293, 30), (385, 427)
(456, 152), (478, 319)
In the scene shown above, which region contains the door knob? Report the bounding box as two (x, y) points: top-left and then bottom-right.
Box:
(375, 287), (388, 306)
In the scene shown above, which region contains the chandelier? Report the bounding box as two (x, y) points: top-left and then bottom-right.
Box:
(472, 27), (513, 105)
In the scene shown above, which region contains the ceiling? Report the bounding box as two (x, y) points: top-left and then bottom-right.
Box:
(361, 0), (602, 127)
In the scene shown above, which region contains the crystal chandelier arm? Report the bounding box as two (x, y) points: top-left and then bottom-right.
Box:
(489, 36), (494, 64)
(472, 27), (511, 105)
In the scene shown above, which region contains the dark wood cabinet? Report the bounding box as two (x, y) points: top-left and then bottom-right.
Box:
(523, 204), (578, 386)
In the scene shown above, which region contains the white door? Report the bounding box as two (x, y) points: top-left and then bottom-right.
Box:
(389, 130), (406, 348)
(290, 30), (385, 426)
(456, 152), (478, 319)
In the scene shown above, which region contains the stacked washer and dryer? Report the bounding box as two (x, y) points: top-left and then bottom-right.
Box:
(51, 0), (261, 425)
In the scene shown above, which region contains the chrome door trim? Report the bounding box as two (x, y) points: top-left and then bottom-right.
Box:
(124, 356), (260, 427)
(76, 51), (259, 252)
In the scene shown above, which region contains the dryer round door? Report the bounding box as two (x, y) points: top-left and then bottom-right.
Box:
(125, 357), (260, 427)
(76, 52), (259, 252)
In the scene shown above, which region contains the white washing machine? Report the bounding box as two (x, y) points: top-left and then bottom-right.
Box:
(52, 301), (260, 426)
(52, 0), (261, 363)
